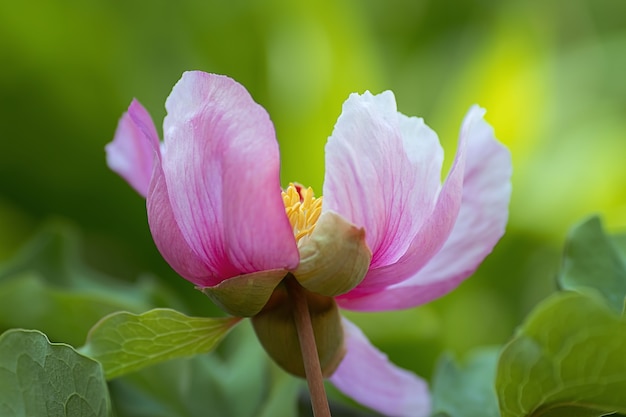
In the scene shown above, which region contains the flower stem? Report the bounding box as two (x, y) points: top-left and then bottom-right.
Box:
(285, 275), (332, 417)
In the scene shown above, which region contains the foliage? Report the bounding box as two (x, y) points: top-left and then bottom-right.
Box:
(80, 308), (239, 379)
(431, 348), (500, 417)
(0, 329), (111, 417)
(497, 292), (626, 417)
(432, 216), (626, 417)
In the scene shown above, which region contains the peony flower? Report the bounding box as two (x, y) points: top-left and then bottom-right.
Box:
(106, 71), (511, 417)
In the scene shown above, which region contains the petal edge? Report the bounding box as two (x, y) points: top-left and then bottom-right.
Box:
(106, 99), (160, 197)
(330, 318), (431, 417)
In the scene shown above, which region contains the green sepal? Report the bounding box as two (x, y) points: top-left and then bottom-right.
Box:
(251, 279), (345, 378)
(200, 269), (288, 317)
(293, 212), (371, 297)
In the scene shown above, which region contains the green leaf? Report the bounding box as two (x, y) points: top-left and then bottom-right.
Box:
(109, 321), (301, 417)
(496, 292), (626, 417)
(431, 347), (500, 417)
(558, 216), (626, 313)
(0, 329), (111, 417)
(80, 308), (240, 379)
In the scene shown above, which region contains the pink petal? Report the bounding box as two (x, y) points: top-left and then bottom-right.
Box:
(338, 106), (512, 311)
(105, 99), (160, 197)
(158, 71), (299, 285)
(349, 112), (468, 294)
(147, 161), (215, 286)
(329, 318), (431, 417)
(323, 91), (443, 273)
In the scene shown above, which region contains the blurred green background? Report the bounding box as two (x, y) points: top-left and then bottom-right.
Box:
(1, 0), (625, 392)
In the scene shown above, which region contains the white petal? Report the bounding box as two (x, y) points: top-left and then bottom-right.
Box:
(323, 91), (443, 276)
(338, 106), (512, 311)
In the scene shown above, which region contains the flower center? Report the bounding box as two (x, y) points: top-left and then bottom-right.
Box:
(282, 183), (323, 243)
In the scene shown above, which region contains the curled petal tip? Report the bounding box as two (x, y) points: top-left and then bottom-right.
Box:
(106, 99), (160, 197)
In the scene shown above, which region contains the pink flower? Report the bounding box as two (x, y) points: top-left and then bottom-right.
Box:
(106, 71), (511, 417)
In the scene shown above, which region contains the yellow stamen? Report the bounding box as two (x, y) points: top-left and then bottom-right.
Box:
(282, 183), (323, 243)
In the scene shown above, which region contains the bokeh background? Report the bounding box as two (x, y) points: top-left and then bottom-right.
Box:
(1, 0), (625, 410)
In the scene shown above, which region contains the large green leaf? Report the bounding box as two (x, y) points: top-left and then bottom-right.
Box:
(0, 329), (111, 417)
(496, 292), (626, 417)
(558, 216), (626, 313)
(80, 308), (240, 379)
(109, 321), (301, 417)
(431, 347), (500, 417)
